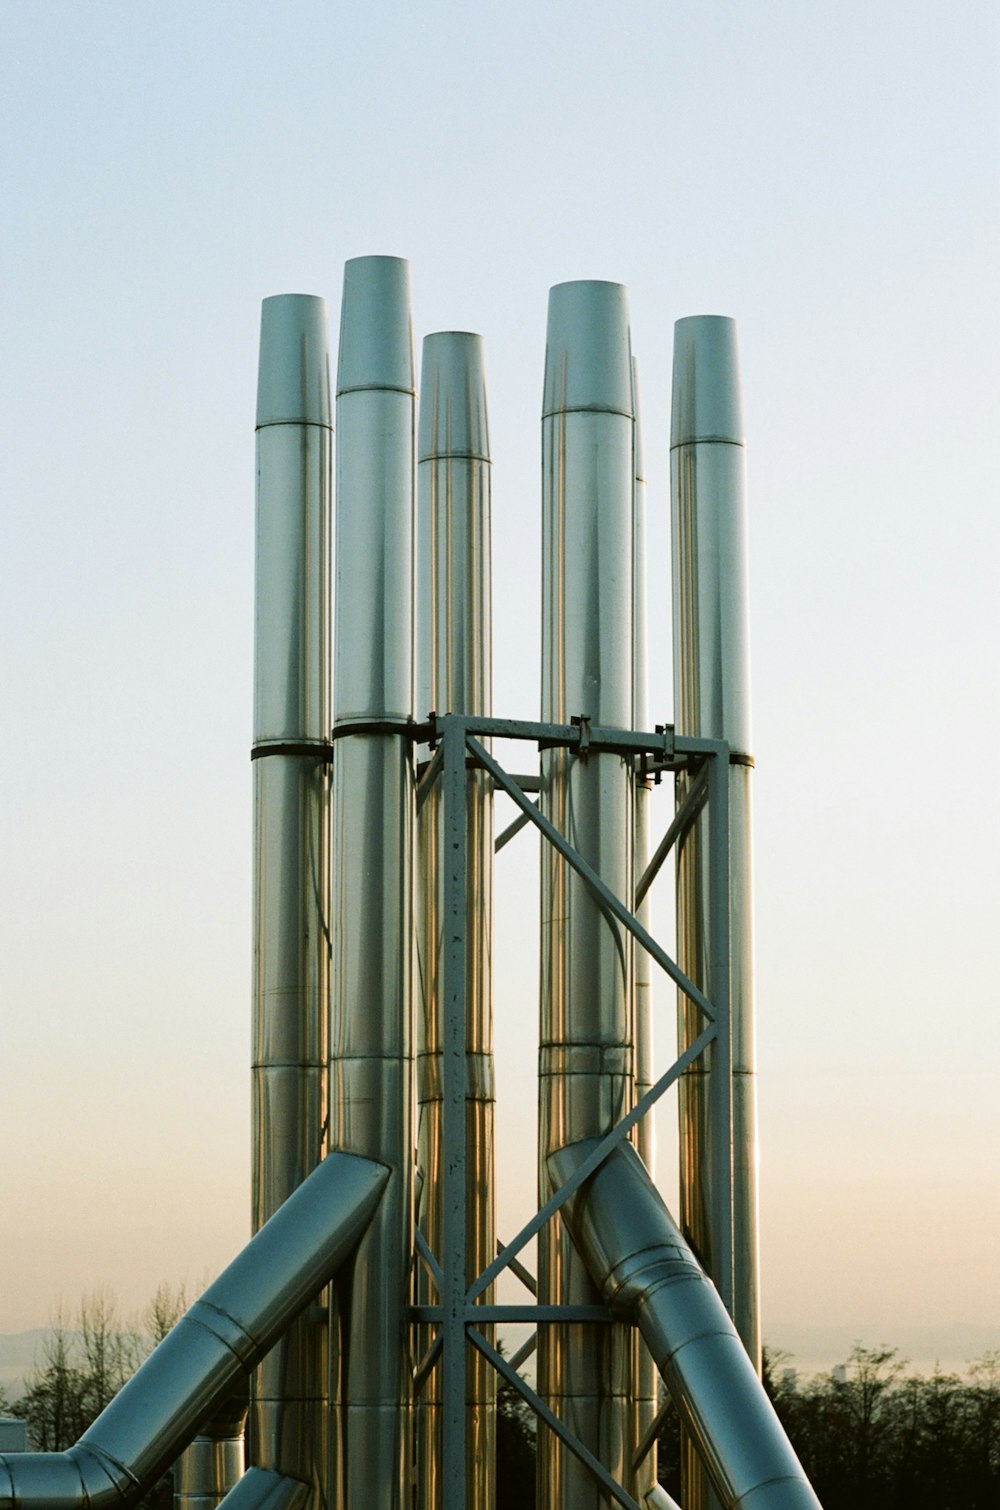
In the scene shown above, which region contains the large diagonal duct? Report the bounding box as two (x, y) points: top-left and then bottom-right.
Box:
(539, 280), (636, 1507)
(329, 255), (416, 1510)
(549, 1140), (821, 1510)
(415, 332), (495, 1510)
(0, 1153), (388, 1510)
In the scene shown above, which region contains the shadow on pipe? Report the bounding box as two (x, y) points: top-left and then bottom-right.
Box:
(549, 1139), (822, 1510)
(0, 1152), (388, 1510)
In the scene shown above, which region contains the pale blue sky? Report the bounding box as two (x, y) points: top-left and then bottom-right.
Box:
(1, 1), (998, 1368)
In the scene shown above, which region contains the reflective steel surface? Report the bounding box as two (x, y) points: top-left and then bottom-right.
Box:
(334, 256), (414, 726)
(175, 1389), (247, 1510)
(539, 281), (635, 1508)
(671, 315), (759, 1333)
(214, 1468), (312, 1510)
(415, 332), (495, 1510)
(550, 1140), (821, 1510)
(329, 255), (415, 1510)
(252, 294), (332, 1503)
(630, 355), (658, 1507)
(0, 1153), (387, 1510)
(175, 1433), (245, 1510)
(672, 316), (759, 1510)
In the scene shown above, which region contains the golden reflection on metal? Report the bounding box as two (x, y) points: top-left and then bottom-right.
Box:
(251, 294), (331, 1503)
(539, 282), (635, 1509)
(416, 332), (496, 1510)
(328, 256), (416, 1510)
(672, 316), (760, 1510)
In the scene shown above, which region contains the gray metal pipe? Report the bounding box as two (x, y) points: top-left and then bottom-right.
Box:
(630, 355), (658, 1506)
(0, 1153), (388, 1510)
(174, 1390), (246, 1510)
(415, 332), (495, 1510)
(329, 255), (416, 1510)
(670, 315), (759, 1361)
(539, 280), (635, 1507)
(252, 294), (332, 1502)
(549, 1140), (821, 1510)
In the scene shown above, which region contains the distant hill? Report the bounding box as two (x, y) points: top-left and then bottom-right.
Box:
(0, 1331), (52, 1401)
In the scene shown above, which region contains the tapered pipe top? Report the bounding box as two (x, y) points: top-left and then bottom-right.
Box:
(670, 315), (744, 447)
(337, 256), (415, 396)
(418, 332), (490, 462)
(334, 254), (414, 724)
(256, 295), (331, 428)
(670, 312), (751, 751)
(543, 280), (633, 418)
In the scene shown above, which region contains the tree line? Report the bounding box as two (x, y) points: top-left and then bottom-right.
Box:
(763, 1344), (1000, 1510)
(496, 1343), (1000, 1509)
(4, 1298), (998, 1509)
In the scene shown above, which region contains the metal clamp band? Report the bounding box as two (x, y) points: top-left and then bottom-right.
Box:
(330, 718), (435, 742)
(250, 742), (333, 762)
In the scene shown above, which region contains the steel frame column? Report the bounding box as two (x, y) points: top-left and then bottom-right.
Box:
(440, 714), (469, 1507)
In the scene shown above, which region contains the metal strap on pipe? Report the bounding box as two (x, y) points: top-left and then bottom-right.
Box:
(250, 742), (333, 761)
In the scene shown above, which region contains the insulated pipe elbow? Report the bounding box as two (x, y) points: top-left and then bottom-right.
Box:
(0, 1445), (131, 1510)
(0, 1152), (388, 1510)
(549, 1140), (822, 1510)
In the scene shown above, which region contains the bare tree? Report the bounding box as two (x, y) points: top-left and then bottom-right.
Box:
(18, 1307), (88, 1450)
(145, 1280), (187, 1345)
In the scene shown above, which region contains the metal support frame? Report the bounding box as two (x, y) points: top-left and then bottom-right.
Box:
(409, 710), (734, 1510)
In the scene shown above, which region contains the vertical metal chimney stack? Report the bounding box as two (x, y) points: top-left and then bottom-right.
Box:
(630, 355), (659, 1506)
(671, 316), (760, 1506)
(329, 255), (416, 1510)
(539, 281), (635, 1508)
(251, 294), (332, 1504)
(415, 332), (495, 1510)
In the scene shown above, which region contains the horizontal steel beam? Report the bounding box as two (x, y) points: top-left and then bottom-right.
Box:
(411, 1305), (612, 1323)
